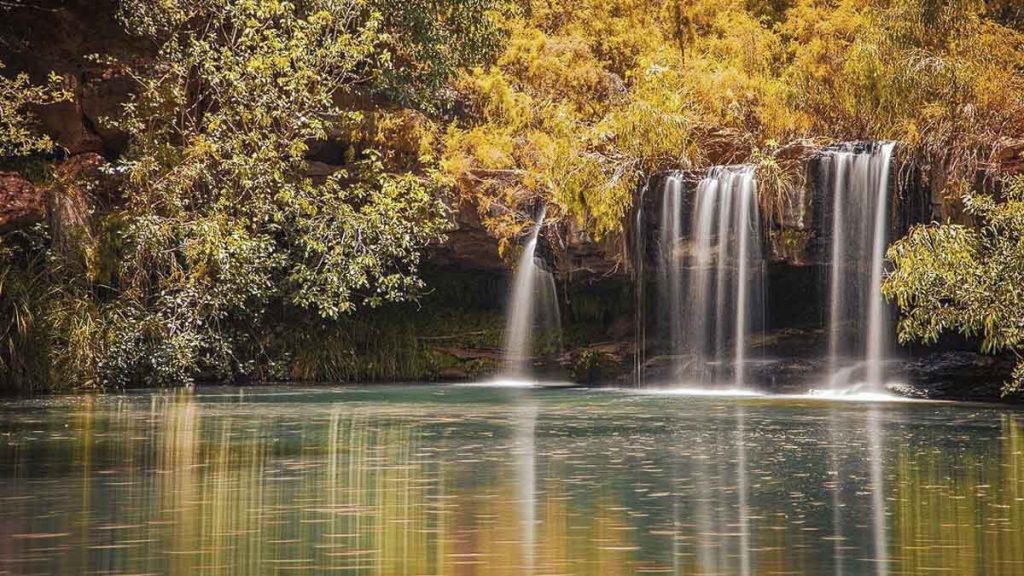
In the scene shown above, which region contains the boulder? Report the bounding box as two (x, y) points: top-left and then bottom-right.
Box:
(0, 172), (45, 231)
(36, 74), (105, 155)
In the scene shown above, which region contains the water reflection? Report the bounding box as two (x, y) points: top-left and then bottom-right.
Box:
(516, 400), (537, 574)
(0, 387), (1021, 575)
(828, 408), (847, 576)
(868, 406), (889, 576)
(737, 407), (751, 576)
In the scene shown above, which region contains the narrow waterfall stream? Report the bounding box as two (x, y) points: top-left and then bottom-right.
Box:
(825, 142), (896, 392)
(502, 207), (561, 381)
(657, 167), (763, 387)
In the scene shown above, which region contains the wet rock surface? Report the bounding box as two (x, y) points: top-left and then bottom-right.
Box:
(897, 351), (1019, 402)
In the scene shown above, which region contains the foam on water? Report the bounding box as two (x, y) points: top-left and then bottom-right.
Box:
(800, 389), (909, 402)
(633, 387), (766, 398)
(627, 385), (925, 403)
(467, 378), (538, 388)
(467, 378), (577, 389)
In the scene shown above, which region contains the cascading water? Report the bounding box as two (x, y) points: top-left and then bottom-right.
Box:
(502, 208), (562, 381)
(659, 175), (685, 376)
(825, 142), (895, 392)
(633, 179), (652, 389)
(657, 167), (764, 387)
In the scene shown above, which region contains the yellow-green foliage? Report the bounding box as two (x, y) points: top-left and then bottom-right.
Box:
(883, 176), (1024, 393)
(5, 0), (1024, 390)
(443, 0), (1024, 245)
(0, 60), (69, 157)
(4, 0), (512, 390)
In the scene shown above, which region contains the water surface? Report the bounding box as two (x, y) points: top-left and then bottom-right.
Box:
(0, 386), (1022, 575)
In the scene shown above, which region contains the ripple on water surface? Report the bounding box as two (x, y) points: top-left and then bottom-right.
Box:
(0, 385), (1022, 575)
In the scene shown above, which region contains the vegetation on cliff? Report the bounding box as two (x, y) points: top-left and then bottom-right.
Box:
(2, 0), (1024, 391)
(443, 0), (1024, 242)
(2, 0), (510, 390)
(0, 61), (67, 157)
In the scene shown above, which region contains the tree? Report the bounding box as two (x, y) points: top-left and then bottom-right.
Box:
(444, 0), (1024, 247)
(59, 0), (508, 386)
(883, 177), (1024, 394)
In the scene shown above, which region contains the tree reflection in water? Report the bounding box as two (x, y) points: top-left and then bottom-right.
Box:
(0, 387), (1021, 575)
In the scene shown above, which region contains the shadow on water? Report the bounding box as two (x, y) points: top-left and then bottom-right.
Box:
(0, 386), (1022, 574)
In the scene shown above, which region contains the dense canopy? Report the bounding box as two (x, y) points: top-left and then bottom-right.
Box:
(443, 0), (1024, 241)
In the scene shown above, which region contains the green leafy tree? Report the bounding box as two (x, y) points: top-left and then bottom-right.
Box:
(883, 177), (1024, 394)
(80, 0), (506, 386)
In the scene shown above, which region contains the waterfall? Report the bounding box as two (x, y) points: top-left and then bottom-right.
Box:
(657, 167), (763, 387)
(633, 181), (649, 388)
(659, 175), (685, 377)
(502, 207), (561, 381)
(826, 142), (895, 391)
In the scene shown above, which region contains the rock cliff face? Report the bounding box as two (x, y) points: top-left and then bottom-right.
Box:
(2, 0), (138, 159)
(427, 200), (506, 272)
(1, 1), (134, 239)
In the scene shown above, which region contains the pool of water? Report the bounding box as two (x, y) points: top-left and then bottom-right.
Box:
(0, 385), (1021, 575)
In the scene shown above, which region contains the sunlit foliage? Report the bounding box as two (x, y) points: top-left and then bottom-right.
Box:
(0, 61), (68, 157)
(78, 0), (509, 387)
(4, 0), (1024, 389)
(883, 176), (1024, 393)
(443, 0), (1024, 243)
(0, 0), (508, 389)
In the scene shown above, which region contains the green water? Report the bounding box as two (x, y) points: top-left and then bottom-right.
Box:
(0, 386), (1022, 575)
